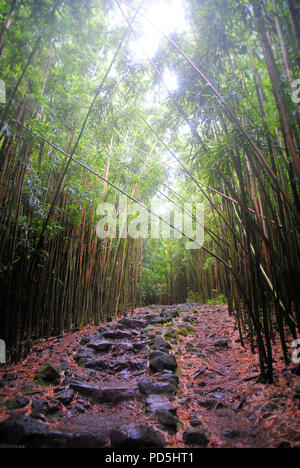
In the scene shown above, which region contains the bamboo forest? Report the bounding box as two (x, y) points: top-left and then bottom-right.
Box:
(0, 0), (299, 451)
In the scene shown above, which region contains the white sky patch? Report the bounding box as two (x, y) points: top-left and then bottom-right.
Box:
(143, 68), (178, 109)
(129, 0), (186, 63)
(163, 69), (178, 92)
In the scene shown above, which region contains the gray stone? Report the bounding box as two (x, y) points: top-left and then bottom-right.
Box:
(74, 348), (95, 366)
(87, 341), (112, 352)
(113, 342), (134, 353)
(119, 317), (147, 329)
(183, 428), (208, 446)
(5, 395), (30, 410)
(0, 415), (47, 445)
(102, 330), (132, 340)
(70, 381), (138, 404)
(36, 363), (60, 384)
(133, 341), (148, 352)
(156, 410), (178, 429)
(110, 424), (165, 448)
(214, 340), (229, 349)
(150, 338), (172, 353)
(55, 389), (75, 405)
(150, 351), (177, 372)
(138, 379), (177, 395)
(198, 399), (217, 411)
(148, 400), (176, 414)
(155, 370), (179, 387)
(221, 428), (240, 439)
(84, 358), (146, 373)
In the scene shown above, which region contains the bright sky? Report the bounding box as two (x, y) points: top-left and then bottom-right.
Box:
(127, 0), (187, 92)
(107, 1), (187, 92)
(130, 0), (186, 62)
(109, 0), (189, 195)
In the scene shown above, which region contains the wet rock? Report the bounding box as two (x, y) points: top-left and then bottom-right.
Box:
(150, 338), (172, 353)
(133, 341), (148, 353)
(41, 430), (108, 448)
(31, 413), (47, 422)
(70, 381), (138, 403)
(32, 398), (47, 414)
(84, 358), (146, 373)
(214, 340), (229, 349)
(190, 417), (202, 428)
(0, 415), (47, 445)
(102, 330), (132, 340)
(212, 391), (224, 400)
(80, 335), (92, 345)
(110, 424), (165, 448)
(198, 399), (217, 411)
(164, 328), (177, 339)
(156, 409), (178, 429)
(74, 403), (86, 413)
(47, 400), (61, 415)
(149, 351), (177, 372)
(83, 358), (108, 371)
(146, 396), (176, 414)
(138, 379), (177, 396)
(119, 317), (147, 329)
(70, 382), (99, 398)
(233, 395), (246, 412)
(145, 394), (164, 405)
(74, 348), (95, 366)
(149, 317), (170, 325)
(176, 326), (196, 336)
(186, 342), (196, 353)
(55, 389), (75, 406)
(113, 359), (147, 372)
(183, 428), (208, 447)
(183, 316), (198, 324)
(36, 363), (60, 384)
(87, 341), (112, 352)
(221, 428), (240, 439)
(112, 342), (134, 354)
(155, 370), (179, 387)
(80, 333), (102, 345)
(77, 399), (90, 409)
(5, 395), (30, 410)
(162, 309), (180, 319)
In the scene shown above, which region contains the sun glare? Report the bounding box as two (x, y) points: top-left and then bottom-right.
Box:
(129, 0), (186, 65)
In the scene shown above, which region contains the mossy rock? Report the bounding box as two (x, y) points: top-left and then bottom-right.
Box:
(35, 362), (61, 385)
(176, 326), (196, 337)
(183, 316), (198, 324)
(186, 342), (195, 352)
(5, 396), (30, 410)
(164, 328), (177, 340)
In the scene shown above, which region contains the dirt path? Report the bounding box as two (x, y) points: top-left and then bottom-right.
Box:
(0, 304), (299, 448)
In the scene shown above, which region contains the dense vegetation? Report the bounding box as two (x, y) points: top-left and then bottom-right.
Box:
(0, 0), (299, 383)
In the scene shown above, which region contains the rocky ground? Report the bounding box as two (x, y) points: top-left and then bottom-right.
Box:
(0, 304), (299, 448)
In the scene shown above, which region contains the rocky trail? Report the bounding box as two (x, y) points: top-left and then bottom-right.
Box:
(0, 304), (299, 449)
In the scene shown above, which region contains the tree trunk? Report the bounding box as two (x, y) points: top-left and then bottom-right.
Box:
(287, 0), (300, 52)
